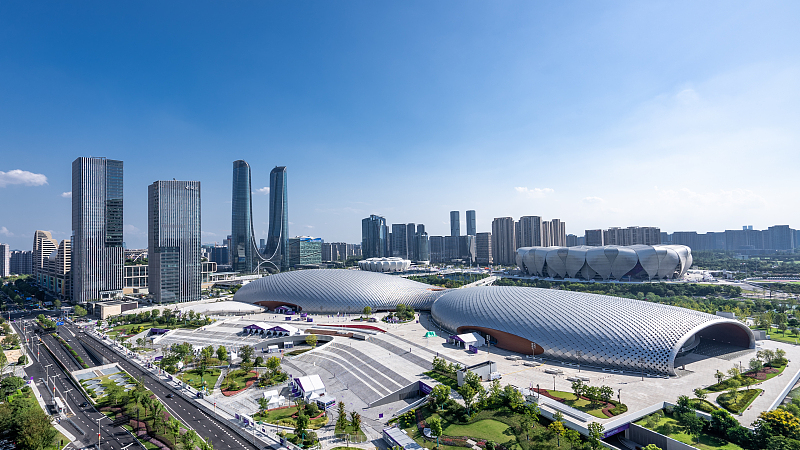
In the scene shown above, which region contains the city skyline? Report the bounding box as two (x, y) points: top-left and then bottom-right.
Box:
(2, 2), (800, 250)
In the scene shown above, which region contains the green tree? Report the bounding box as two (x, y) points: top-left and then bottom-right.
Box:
(53, 299), (61, 308)
(548, 421), (565, 447)
(14, 405), (57, 450)
(503, 384), (524, 411)
(430, 384), (451, 410)
(588, 422), (604, 450)
(336, 401), (348, 431)
(168, 417), (181, 446)
(715, 370), (725, 385)
(266, 356), (281, 375)
(362, 306), (372, 318)
(216, 345), (228, 362)
(305, 334), (318, 348)
(750, 358), (764, 373)
(683, 414), (704, 444)
(239, 345), (254, 363)
(257, 397), (269, 413)
(458, 383), (476, 414)
(254, 356), (264, 367)
(428, 416), (443, 448)
(488, 379), (503, 406)
(73, 305), (88, 317)
(182, 429), (199, 450)
(694, 388), (707, 401)
(350, 411), (361, 434)
(642, 445), (662, 450)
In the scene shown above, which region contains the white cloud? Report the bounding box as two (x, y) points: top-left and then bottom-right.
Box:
(305, 225), (314, 229)
(582, 197), (604, 204)
(201, 231), (218, 237)
(0, 227), (13, 237)
(514, 187), (554, 198)
(61, 191), (72, 198)
(124, 224), (145, 237)
(0, 169), (48, 187)
(253, 187), (270, 195)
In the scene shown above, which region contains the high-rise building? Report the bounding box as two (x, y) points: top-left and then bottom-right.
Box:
(33, 230), (58, 278)
(231, 160), (261, 273)
(288, 236), (323, 267)
(10, 251), (32, 275)
(429, 236), (445, 263)
(209, 245), (229, 265)
(450, 211), (460, 237)
(566, 234), (578, 247)
(148, 180), (202, 303)
(585, 229), (604, 246)
(550, 219), (566, 246)
(0, 244), (9, 278)
(362, 215), (388, 258)
(466, 210), (476, 236)
(406, 223), (417, 261)
(460, 235), (476, 264)
(492, 217), (516, 266)
(391, 224), (408, 258)
(541, 221), (552, 247)
(416, 232), (430, 263)
(602, 226), (660, 246)
(72, 157), (124, 302)
(476, 232), (492, 265)
(266, 166), (289, 271)
(768, 225), (795, 250)
(445, 236), (460, 261)
(518, 216), (543, 247)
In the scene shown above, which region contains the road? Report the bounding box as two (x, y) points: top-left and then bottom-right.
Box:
(68, 323), (260, 450)
(14, 320), (140, 450)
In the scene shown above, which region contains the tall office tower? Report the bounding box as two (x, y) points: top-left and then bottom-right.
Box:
(466, 210), (476, 236)
(287, 236), (323, 267)
(514, 220), (523, 250)
(417, 232), (430, 262)
(517, 216), (543, 247)
(492, 217), (516, 266)
(210, 245), (229, 265)
(266, 166), (289, 271)
(417, 224), (425, 235)
(71, 157), (124, 302)
(429, 236), (445, 263)
(231, 160), (260, 273)
(541, 221), (552, 246)
(585, 229), (604, 246)
(33, 230), (58, 278)
(148, 180), (201, 303)
(406, 223), (417, 261)
(444, 236), (460, 260)
(10, 250), (33, 275)
(362, 214), (388, 258)
(0, 244), (9, 277)
(566, 234), (578, 247)
(460, 235), (476, 264)
(450, 211), (460, 237)
(391, 224), (408, 258)
(550, 219), (566, 246)
(476, 232), (492, 265)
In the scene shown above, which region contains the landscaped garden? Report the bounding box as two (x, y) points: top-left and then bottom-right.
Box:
(717, 389), (763, 415)
(177, 368), (221, 392)
(636, 410), (743, 450)
(535, 385), (627, 418)
(255, 404), (328, 429)
(334, 401), (367, 443)
(0, 378), (63, 450)
(705, 349), (787, 393)
(220, 369), (258, 395)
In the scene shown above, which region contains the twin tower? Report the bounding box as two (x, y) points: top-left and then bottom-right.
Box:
(231, 161), (288, 273)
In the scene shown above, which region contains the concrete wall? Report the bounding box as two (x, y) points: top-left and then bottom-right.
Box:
(369, 382), (421, 408)
(628, 424), (697, 450)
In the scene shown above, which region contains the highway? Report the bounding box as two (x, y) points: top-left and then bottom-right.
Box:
(68, 323), (260, 450)
(14, 320), (140, 450)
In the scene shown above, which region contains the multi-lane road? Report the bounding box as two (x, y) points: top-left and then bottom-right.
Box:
(15, 317), (262, 450)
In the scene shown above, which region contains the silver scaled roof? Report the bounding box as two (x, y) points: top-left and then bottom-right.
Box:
(233, 269), (443, 313)
(516, 245), (693, 281)
(431, 286), (754, 375)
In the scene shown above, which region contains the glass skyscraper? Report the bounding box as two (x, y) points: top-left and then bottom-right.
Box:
(450, 211), (460, 237)
(466, 210), (476, 236)
(362, 214), (388, 258)
(148, 180), (201, 303)
(71, 157), (124, 302)
(266, 166), (288, 271)
(231, 160), (265, 273)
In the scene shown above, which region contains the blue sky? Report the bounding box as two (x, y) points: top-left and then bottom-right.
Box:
(1, 1), (799, 250)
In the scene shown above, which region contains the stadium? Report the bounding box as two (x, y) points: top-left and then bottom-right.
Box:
(516, 245), (693, 281)
(233, 269), (754, 375)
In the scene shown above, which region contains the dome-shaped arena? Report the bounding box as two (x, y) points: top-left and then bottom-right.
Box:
(232, 269), (444, 313)
(358, 257), (411, 273)
(431, 286), (753, 375)
(233, 269), (754, 375)
(516, 245), (693, 281)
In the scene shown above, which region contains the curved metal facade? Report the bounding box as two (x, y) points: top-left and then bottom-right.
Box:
(233, 269), (443, 313)
(358, 257), (411, 273)
(517, 245), (692, 280)
(431, 286), (754, 375)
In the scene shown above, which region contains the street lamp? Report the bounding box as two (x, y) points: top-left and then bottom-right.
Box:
(575, 351), (583, 373)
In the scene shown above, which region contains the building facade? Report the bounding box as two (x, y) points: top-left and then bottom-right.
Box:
(72, 157), (124, 302)
(148, 180), (202, 303)
(0, 244), (9, 278)
(391, 224), (408, 259)
(287, 236), (323, 267)
(466, 210), (476, 236)
(492, 217), (516, 266)
(362, 214), (388, 258)
(476, 232), (492, 265)
(10, 250), (33, 275)
(266, 166), (289, 271)
(450, 211), (460, 237)
(231, 160), (267, 273)
(585, 229), (604, 246)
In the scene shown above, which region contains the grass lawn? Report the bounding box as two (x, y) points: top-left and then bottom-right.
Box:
(717, 389), (763, 414)
(45, 431), (69, 450)
(334, 423), (367, 442)
(221, 369), (257, 391)
(111, 320), (200, 335)
(636, 414), (743, 450)
(423, 371), (460, 390)
(689, 398), (719, 413)
(284, 348), (312, 357)
(254, 406), (328, 429)
(753, 327), (800, 344)
(178, 368), (221, 391)
(544, 390), (616, 419)
(444, 419), (512, 443)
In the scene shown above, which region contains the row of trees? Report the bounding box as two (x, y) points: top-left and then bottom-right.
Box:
(570, 381), (614, 406)
(0, 379), (58, 450)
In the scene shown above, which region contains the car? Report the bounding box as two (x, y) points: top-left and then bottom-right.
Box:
(80, 401), (88, 407)
(166, 393), (174, 398)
